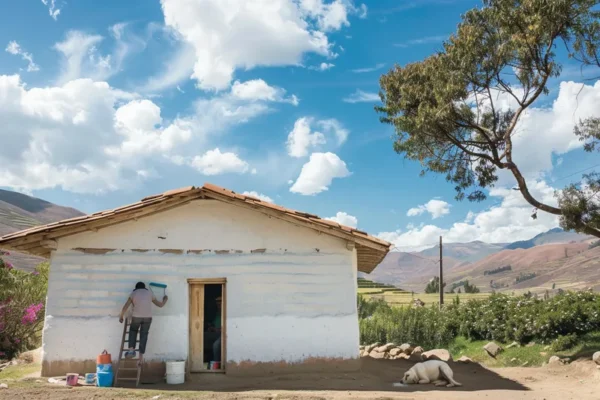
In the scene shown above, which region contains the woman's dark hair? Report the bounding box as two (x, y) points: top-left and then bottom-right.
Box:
(134, 282), (146, 290)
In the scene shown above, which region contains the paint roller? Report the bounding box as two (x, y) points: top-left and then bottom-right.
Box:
(149, 282), (167, 299)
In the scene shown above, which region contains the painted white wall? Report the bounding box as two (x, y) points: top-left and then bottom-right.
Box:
(43, 200), (359, 366)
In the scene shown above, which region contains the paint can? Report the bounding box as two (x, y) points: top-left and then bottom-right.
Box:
(209, 361), (220, 370)
(66, 373), (79, 386)
(166, 360), (185, 385)
(85, 373), (95, 384)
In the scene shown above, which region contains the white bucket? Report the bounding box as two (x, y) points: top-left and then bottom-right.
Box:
(166, 361), (185, 385)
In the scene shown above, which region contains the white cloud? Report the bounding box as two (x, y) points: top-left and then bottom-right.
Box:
(407, 199), (451, 219)
(140, 42), (196, 92)
(53, 31), (108, 84)
(286, 117), (348, 158)
(5, 41), (39, 72)
(231, 79), (298, 105)
(343, 89), (379, 103)
(41, 0), (61, 20)
(309, 62), (335, 71)
(0, 73), (286, 194)
(242, 191), (273, 203)
(160, 0), (362, 91)
(326, 211), (358, 228)
(190, 148), (250, 175)
(54, 27), (147, 84)
(379, 180), (559, 251)
(394, 35), (447, 48)
(299, 0), (366, 32)
(290, 152), (351, 195)
(351, 63), (385, 73)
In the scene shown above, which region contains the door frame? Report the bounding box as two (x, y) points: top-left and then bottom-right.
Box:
(187, 278), (227, 373)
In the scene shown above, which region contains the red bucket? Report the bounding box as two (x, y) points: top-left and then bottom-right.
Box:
(209, 361), (220, 370)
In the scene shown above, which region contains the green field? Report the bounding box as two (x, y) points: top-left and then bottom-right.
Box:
(357, 277), (492, 306)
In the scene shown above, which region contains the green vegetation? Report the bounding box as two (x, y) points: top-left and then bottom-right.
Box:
(484, 265), (512, 276)
(0, 362), (41, 380)
(376, 0), (600, 238)
(515, 272), (537, 284)
(448, 332), (600, 367)
(0, 253), (49, 360)
(449, 280), (480, 294)
(361, 291), (491, 306)
(424, 276), (446, 294)
(359, 290), (600, 352)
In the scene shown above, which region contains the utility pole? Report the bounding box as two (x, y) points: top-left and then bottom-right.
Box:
(439, 235), (444, 309)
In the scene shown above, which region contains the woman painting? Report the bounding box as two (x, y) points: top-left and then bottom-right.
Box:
(119, 282), (168, 365)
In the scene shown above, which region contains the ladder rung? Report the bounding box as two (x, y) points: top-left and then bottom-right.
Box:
(121, 348), (140, 351)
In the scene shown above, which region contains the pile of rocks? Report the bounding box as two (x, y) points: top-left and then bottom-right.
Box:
(360, 343), (455, 362)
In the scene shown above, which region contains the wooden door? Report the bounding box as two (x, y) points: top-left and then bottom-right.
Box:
(189, 284), (204, 372)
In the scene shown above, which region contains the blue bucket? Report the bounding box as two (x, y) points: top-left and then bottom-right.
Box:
(96, 371), (113, 387)
(96, 363), (113, 373)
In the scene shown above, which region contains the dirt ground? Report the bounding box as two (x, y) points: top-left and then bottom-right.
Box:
(2, 358), (600, 400)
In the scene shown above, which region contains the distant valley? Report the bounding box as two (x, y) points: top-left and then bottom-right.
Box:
(362, 228), (599, 294)
(0, 189), (84, 271)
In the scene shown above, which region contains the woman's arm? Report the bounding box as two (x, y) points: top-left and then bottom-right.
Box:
(119, 298), (133, 323)
(152, 296), (168, 308)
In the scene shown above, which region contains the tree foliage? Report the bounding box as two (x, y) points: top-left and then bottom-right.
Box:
(377, 0), (600, 237)
(0, 252), (49, 360)
(425, 276), (446, 293)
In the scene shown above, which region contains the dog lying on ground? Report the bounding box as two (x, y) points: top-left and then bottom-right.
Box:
(401, 360), (462, 388)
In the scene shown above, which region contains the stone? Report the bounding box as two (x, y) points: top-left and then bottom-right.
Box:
(366, 343), (380, 353)
(389, 348), (402, 356)
(360, 350), (369, 357)
(413, 298), (425, 307)
(483, 342), (503, 357)
(521, 361), (529, 367)
(593, 351), (600, 366)
(369, 350), (385, 359)
(396, 353), (410, 360)
(507, 342), (519, 349)
(375, 343), (396, 353)
(399, 343), (414, 354)
(421, 349), (452, 362)
(511, 358), (518, 363)
(0, 383), (7, 389)
(410, 346), (424, 361)
(359, 345), (365, 351)
(526, 342), (536, 348)
(549, 356), (562, 365)
(457, 356), (472, 363)
(540, 352), (547, 357)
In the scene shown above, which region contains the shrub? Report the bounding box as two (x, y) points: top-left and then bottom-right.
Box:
(0, 253), (49, 360)
(484, 265), (512, 276)
(425, 277), (445, 294)
(550, 333), (579, 352)
(358, 290), (600, 348)
(359, 299), (454, 349)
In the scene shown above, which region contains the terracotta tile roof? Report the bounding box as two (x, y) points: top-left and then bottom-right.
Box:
(0, 183), (391, 273)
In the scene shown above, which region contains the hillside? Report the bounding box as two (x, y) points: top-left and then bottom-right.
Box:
(504, 227), (593, 250)
(419, 240), (505, 263)
(364, 228), (599, 293)
(0, 189), (84, 271)
(360, 251), (463, 291)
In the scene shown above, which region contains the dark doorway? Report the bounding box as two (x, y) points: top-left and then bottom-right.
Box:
(203, 284), (223, 367)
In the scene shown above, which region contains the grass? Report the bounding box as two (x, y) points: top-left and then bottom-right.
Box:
(0, 362), (41, 381)
(448, 332), (600, 367)
(361, 292), (492, 306)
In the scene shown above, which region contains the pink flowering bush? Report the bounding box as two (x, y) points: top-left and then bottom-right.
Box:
(0, 253), (48, 360)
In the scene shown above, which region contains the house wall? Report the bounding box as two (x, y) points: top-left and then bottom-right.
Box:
(42, 200), (360, 377)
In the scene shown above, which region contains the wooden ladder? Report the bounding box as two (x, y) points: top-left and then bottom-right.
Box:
(114, 318), (142, 387)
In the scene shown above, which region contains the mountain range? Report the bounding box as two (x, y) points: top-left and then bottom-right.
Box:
(0, 189), (84, 271)
(1, 188), (599, 291)
(361, 228), (599, 294)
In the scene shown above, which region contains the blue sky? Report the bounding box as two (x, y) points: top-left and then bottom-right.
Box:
(1, 0), (599, 251)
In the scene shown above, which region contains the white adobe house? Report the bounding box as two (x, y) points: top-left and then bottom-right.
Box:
(0, 184), (390, 378)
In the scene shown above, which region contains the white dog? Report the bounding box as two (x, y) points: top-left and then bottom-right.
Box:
(401, 360), (462, 388)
